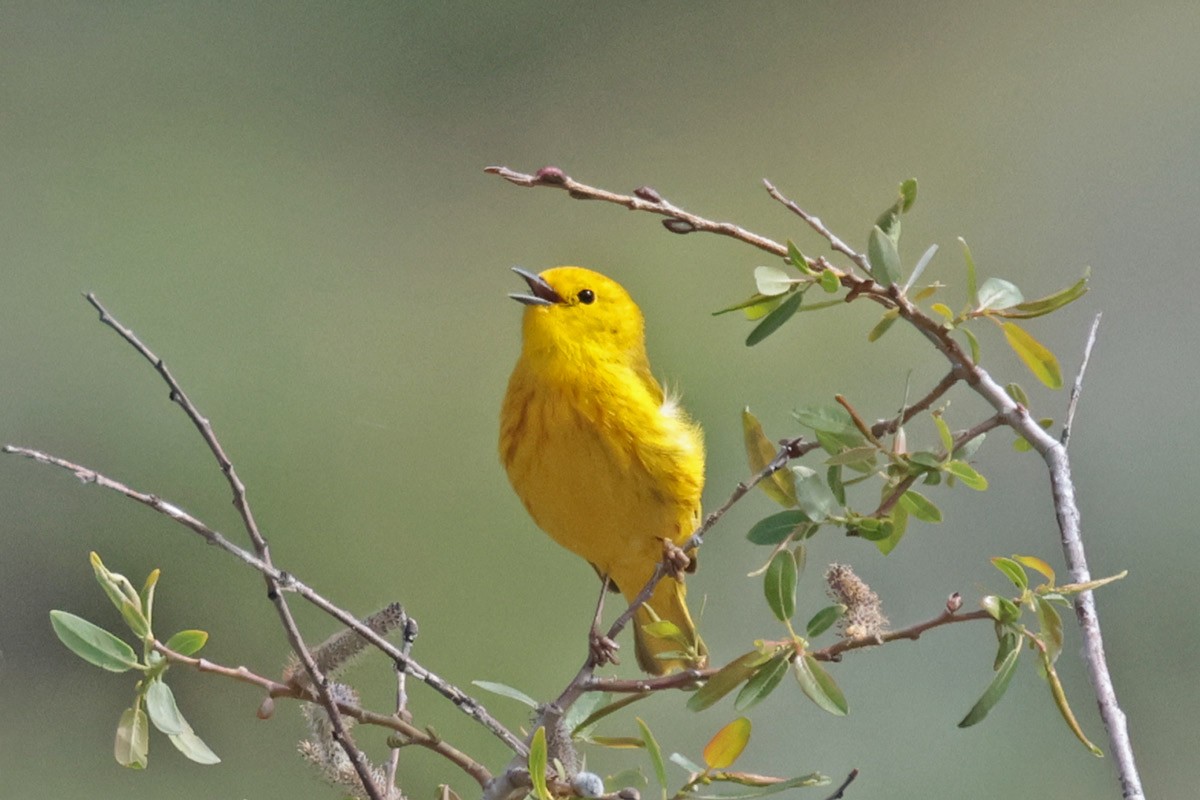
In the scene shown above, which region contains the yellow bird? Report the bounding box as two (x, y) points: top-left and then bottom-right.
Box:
(500, 266), (707, 675)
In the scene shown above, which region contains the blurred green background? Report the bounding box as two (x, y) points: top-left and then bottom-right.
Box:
(3, 3), (1195, 798)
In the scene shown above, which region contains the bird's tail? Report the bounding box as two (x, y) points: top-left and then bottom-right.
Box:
(632, 576), (707, 675)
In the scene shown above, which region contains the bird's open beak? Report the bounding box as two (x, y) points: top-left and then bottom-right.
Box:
(509, 267), (564, 306)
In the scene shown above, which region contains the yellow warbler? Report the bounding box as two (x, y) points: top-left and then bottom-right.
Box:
(500, 266), (707, 674)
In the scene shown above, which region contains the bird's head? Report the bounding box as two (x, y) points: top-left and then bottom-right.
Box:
(510, 266), (647, 364)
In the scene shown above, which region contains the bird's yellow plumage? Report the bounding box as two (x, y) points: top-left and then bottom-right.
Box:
(500, 266), (707, 674)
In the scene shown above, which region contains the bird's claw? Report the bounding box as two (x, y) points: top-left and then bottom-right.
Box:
(660, 539), (693, 580)
(589, 628), (621, 667)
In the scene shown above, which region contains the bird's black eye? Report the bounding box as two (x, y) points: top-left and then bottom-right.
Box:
(578, 289), (595, 304)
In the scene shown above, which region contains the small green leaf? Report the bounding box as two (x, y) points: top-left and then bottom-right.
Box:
(867, 309), (899, 342)
(703, 717), (752, 770)
(961, 326), (981, 364)
(990, 557), (1028, 590)
(868, 225), (901, 288)
(746, 510), (811, 545)
(569, 692), (644, 738)
(669, 752), (705, 775)
(994, 630), (1019, 671)
(146, 679), (187, 736)
(734, 655), (790, 711)
(1040, 650), (1103, 756)
(805, 605), (845, 638)
(953, 433), (985, 461)
(1002, 322), (1063, 389)
(827, 465), (846, 505)
(528, 727), (552, 800)
(903, 243), (938, 292)
(912, 282), (942, 302)
(472, 680), (538, 708)
(636, 718), (668, 800)
(763, 551), (797, 622)
(713, 293), (782, 319)
(931, 302), (955, 322)
(168, 725), (221, 765)
(875, 502), (909, 555)
(118, 600), (150, 640)
(959, 237), (979, 308)
(976, 277), (1024, 311)
(1005, 382), (1030, 406)
(115, 706), (149, 769)
(819, 269), (840, 293)
(794, 405), (854, 434)
(981, 595), (1022, 625)
(1034, 595), (1064, 664)
(824, 446), (877, 471)
(50, 611), (140, 673)
(945, 460), (988, 490)
(898, 178), (918, 212)
(934, 414), (954, 453)
(786, 240), (812, 273)
(746, 291), (803, 346)
(792, 466), (840, 522)
(998, 273), (1089, 319)
(754, 265), (797, 297)
(140, 568), (160, 630)
(793, 655), (847, 716)
(742, 408), (797, 507)
(958, 643), (1021, 727)
(1014, 555), (1055, 584)
(688, 773), (827, 800)
(164, 629), (208, 657)
(899, 490), (942, 523)
(688, 650), (774, 712)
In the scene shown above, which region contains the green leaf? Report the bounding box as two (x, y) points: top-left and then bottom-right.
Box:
(818, 268), (840, 293)
(50, 611), (140, 673)
(90, 551), (141, 614)
(734, 655), (790, 711)
(746, 291), (803, 346)
(993, 630), (1019, 671)
(875, 502), (909, 556)
(115, 706), (149, 769)
(794, 405), (854, 434)
(754, 265), (797, 297)
(990, 557), (1029, 590)
(827, 465), (846, 505)
(823, 446), (878, 469)
(903, 243), (938, 293)
(570, 692), (645, 738)
(1005, 382), (1030, 406)
(713, 293), (782, 319)
(703, 717), (751, 770)
(899, 490), (942, 523)
(688, 650), (774, 712)
(931, 302), (955, 322)
(745, 510), (811, 545)
(669, 752), (705, 775)
(981, 595), (1022, 625)
(945, 460), (988, 490)
(953, 433), (985, 461)
(1034, 595), (1064, 664)
(168, 724), (221, 765)
(958, 643), (1021, 727)
(934, 414), (954, 453)
(1014, 555), (1055, 584)
(898, 178), (918, 212)
(961, 326), (981, 364)
(1002, 322), (1063, 389)
(959, 237), (979, 308)
(145, 679), (187, 736)
(793, 655), (847, 716)
(1040, 650), (1103, 756)
(528, 727), (552, 800)
(805, 605), (845, 639)
(792, 466), (840, 522)
(636, 718), (668, 800)
(742, 408), (797, 507)
(786, 240), (812, 273)
(642, 619), (689, 646)
(763, 551), (797, 622)
(998, 273), (1089, 319)
(867, 309), (899, 342)
(164, 629), (208, 657)
(118, 600), (150, 640)
(140, 568), (160, 631)
(868, 225), (901, 288)
(976, 277), (1024, 311)
(472, 680), (538, 708)
(688, 772), (828, 800)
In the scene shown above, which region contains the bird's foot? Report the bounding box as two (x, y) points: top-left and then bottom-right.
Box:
(660, 539), (693, 580)
(589, 628), (621, 667)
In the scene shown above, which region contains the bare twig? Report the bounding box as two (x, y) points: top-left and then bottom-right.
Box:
(1062, 313), (1102, 448)
(153, 640), (491, 787)
(3, 442), (526, 757)
(486, 165), (1143, 800)
(820, 769), (859, 800)
(386, 617), (421, 793)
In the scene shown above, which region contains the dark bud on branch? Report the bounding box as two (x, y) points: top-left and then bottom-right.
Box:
(634, 185), (663, 203)
(533, 166), (568, 185)
(662, 218), (696, 234)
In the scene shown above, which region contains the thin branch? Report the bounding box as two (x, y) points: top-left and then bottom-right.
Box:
(487, 165), (1143, 800)
(1062, 313), (1102, 448)
(386, 617), (421, 793)
(1, 443), (526, 756)
(153, 640), (491, 787)
(820, 769), (859, 800)
(812, 605), (991, 661)
(763, 179), (870, 274)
